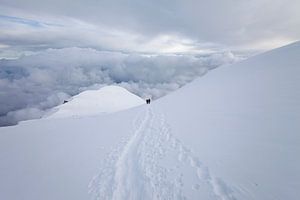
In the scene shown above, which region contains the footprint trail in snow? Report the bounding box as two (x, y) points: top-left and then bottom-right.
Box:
(89, 106), (236, 200)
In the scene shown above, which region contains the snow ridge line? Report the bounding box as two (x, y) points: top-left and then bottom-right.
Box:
(88, 106), (149, 200)
(89, 106), (236, 200)
(137, 107), (185, 199)
(111, 106), (154, 199)
(88, 106), (184, 200)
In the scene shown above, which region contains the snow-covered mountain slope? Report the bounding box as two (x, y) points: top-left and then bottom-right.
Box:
(0, 41), (299, 200)
(46, 85), (145, 119)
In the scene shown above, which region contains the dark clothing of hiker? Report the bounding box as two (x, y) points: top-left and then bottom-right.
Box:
(146, 99), (151, 104)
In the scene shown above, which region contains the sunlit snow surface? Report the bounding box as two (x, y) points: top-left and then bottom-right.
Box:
(0, 42), (299, 200)
(46, 86), (145, 119)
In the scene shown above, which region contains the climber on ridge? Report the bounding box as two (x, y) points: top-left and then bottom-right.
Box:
(146, 98), (151, 104)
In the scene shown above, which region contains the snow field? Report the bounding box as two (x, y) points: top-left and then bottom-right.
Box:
(89, 106), (237, 200)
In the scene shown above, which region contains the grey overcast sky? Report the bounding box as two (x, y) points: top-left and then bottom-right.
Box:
(0, 0), (299, 56)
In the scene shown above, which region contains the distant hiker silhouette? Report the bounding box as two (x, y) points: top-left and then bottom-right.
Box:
(146, 99), (151, 104)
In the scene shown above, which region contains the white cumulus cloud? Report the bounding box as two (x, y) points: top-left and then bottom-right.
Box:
(0, 47), (240, 126)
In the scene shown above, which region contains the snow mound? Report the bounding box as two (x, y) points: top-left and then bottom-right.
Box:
(46, 85), (145, 118)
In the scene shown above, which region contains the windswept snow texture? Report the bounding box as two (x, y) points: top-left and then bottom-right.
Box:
(46, 86), (145, 119)
(0, 41), (300, 200)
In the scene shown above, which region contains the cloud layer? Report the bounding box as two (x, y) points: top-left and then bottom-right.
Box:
(0, 48), (239, 126)
(0, 0), (298, 126)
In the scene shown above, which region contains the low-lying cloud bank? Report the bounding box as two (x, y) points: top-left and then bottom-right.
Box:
(0, 47), (240, 126)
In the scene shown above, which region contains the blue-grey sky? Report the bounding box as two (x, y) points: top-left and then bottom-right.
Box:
(0, 0), (299, 58)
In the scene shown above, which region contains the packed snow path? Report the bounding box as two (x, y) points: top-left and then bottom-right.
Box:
(89, 106), (237, 200)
